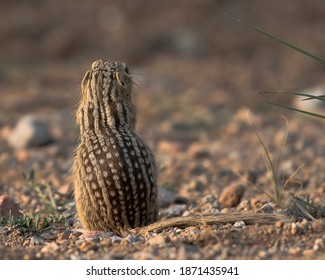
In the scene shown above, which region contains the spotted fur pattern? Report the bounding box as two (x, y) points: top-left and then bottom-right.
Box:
(72, 60), (158, 236)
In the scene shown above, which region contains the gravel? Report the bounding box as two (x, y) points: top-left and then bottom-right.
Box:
(0, 0), (324, 260)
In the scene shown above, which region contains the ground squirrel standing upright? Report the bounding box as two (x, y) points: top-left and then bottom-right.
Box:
(73, 60), (158, 237)
(72, 60), (288, 237)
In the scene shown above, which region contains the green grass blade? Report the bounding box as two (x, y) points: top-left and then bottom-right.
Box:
(283, 164), (304, 189)
(291, 195), (317, 221)
(234, 170), (275, 203)
(274, 116), (288, 184)
(224, 13), (325, 64)
(263, 101), (325, 119)
(259, 91), (325, 101)
(248, 115), (281, 203)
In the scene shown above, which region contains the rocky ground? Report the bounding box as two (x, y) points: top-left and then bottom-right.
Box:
(0, 0), (324, 259)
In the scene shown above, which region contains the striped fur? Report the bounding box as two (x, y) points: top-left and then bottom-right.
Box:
(72, 60), (158, 236)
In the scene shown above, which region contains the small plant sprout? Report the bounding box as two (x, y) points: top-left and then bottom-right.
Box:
(236, 111), (304, 208)
(227, 14), (324, 216)
(22, 169), (64, 214)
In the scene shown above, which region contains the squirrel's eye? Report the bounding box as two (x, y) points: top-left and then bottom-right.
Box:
(115, 72), (126, 87)
(124, 66), (129, 74)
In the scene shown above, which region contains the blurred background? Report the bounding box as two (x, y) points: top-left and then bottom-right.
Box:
(0, 0), (324, 190)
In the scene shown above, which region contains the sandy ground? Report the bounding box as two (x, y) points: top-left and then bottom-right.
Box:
(0, 0), (324, 259)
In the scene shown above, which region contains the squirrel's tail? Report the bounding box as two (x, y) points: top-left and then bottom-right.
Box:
(136, 212), (291, 235)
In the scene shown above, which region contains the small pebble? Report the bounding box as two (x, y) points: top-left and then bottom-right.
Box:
(199, 227), (216, 239)
(125, 234), (142, 244)
(210, 208), (220, 215)
(233, 221), (245, 228)
(259, 204), (274, 213)
(111, 236), (122, 244)
(275, 221), (284, 228)
(303, 249), (315, 257)
(301, 219), (309, 227)
(290, 223), (298, 235)
(56, 231), (70, 242)
(158, 188), (176, 208)
(8, 114), (53, 149)
(42, 232), (57, 241)
(313, 238), (324, 251)
(65, 218), (75, 227)
(40, 242), (59, 254)
(30, 236), (45, 246)
(182, 210), (191, 217)
(201, 194), (218, 204)
(257, 250), (268, 259)
(187, 143), (210, 158)
(146, 235), (168, 247)
(164, 204), (186, 217)
(288, 247), (301, 256)
(157, 140), (181, 154)
(80, 240), (97, 252)
(0, 194), (21, 218)
(219, 184), (245, 208)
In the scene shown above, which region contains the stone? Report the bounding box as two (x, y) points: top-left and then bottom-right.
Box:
(233, 221), (245, 228)
(30, 236), (45, 246)
(146, 235), (168, 247)
(157, 140), (181, 154)
(0, 194), (21, 218)
(313, 238), (324, 251)
(219, 184), (245, 208)
(187, 143), (210, 158)
(8, 114), (53, 149)
(40, 242), (59, 254)
(79, 240), (97, 252)
(164, 204), (187, 217)
(158, 187), (175, 208)
(56, 231), (70, 242)
(290, 223), (298, 235)
(275, 221), (284, 228)
(260, 204), (274, 213)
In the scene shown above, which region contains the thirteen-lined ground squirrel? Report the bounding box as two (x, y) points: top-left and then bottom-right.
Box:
(72, 60), (158, 237)
(73, 60), (289, 237)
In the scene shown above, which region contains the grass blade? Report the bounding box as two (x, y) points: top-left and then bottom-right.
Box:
(247, 112), (283, 205)
(291, 195), (317, 221)
(259, 91), (325, 101)
(234, 170), (275, 203)
(224, 13), (325, 63)
(283, 164), (304, 189)
(263, 100), (325, 119)
(274, 116), (289, 184)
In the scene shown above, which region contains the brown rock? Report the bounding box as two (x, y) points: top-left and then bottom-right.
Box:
(157, 140), (182, 154)
(290, 223), (298, 235)
(146, 235), (168, 247)
(187, 143), (210, 158)
(40, 242), (59, 254)
(158, 187), (176, 208)
(56, 231), (71, 242)
(14, 149), (29, 162)
(313, 238), (324, 251)
(275, 221), (284, 228)
(0, 194), (21, 218)
(199, 227), (217, 240)
(80, 240), (98, 252)
(58, 184), (70, 195)
(219, 184), (245, 208)
(8, 114), (53, 149)
(0, 126), (12, 140)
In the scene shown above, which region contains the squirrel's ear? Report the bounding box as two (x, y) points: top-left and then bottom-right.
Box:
(81, 70), (91, 94)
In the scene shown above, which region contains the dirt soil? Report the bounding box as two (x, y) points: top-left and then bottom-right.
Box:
(0, 0), (324, 260)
